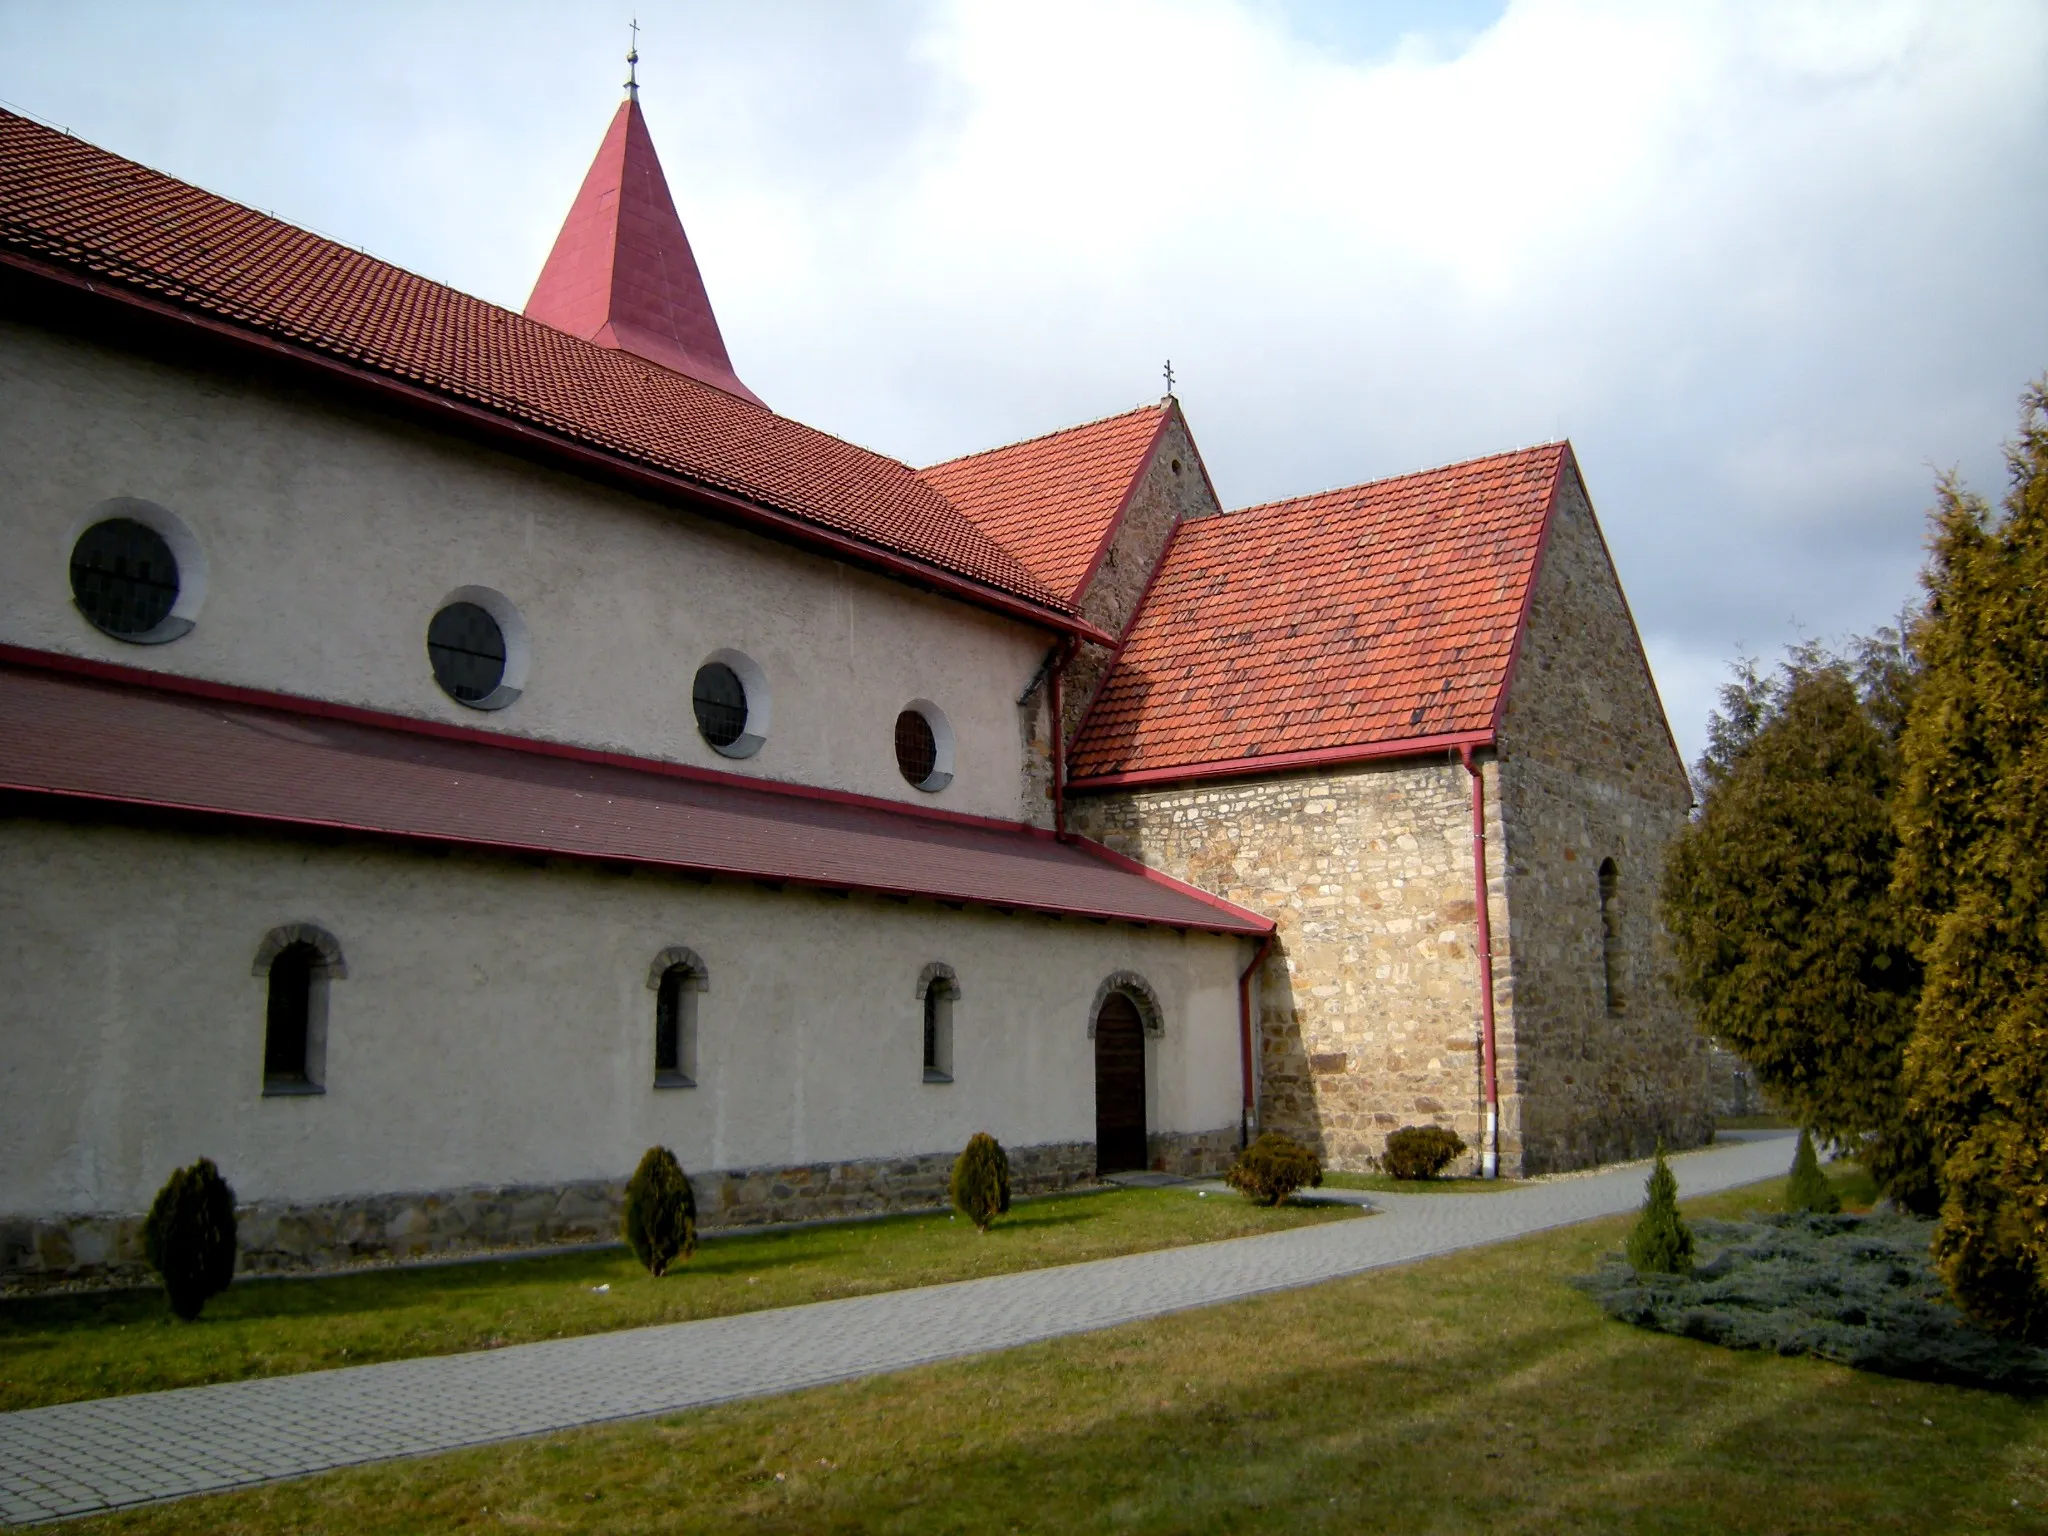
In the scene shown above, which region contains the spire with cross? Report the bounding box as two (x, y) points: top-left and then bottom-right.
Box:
(625, 19), (640, 101)
(1163, 359), (1176, 398)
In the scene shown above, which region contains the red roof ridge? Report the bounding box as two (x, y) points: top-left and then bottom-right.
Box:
(921, 398), (1168, 474)
(1224, 439), (1569, 519)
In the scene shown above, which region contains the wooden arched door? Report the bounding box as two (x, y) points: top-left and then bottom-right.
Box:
(1094, 992), (1147, 1174)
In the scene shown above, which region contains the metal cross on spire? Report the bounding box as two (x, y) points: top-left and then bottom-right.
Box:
(1163, 359), (1176, 397)
(626, 19), (641, 101)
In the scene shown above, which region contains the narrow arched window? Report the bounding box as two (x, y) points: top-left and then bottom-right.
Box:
(654, 962), (700, 1088)
(921, 972), (956, 1083)
(264, 941), (322, 1093)
(1599, 857), (1626, 1016)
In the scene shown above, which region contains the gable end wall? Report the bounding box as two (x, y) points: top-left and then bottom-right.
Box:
(1493, 467), (1710, 1171)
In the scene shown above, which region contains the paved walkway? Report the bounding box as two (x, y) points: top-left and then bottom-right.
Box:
(0, 1133), (1796, 1525)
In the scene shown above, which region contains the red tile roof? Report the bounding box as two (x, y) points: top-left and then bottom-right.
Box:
(921, 404), (1167, 603)
(525, 99), (762, 406)
(0, 109), (1070, 621)
(0, 657), (1269, 935)
(1070, 444), (1570, 782)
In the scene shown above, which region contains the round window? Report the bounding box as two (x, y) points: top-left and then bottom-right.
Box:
(427, 601), (507, 705)
(693, 662), (748, 749)
(71, 518), (180, 640)
(894, 701), (955, 792)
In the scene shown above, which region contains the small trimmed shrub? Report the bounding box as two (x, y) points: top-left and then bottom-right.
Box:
(622, 1146), (696, 1277)
(1626, 1147), (1695, 1276)
(1226, 1132), (1323, 1206)
(1785, 1128), (1842, 1214)
(1380, 1125), (1466, 1181)
(142, 1158), (238, 1321)
(1576, 1212), (2048, 1392)
(951, 1132), (1012, 1232)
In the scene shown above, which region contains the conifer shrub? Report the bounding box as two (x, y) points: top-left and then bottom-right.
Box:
(142, 1157), (238, 1321)
(622, 1145), (696, 1277)
(1380, 1125), (1466, 1182)
(1785, 1128), (1842, 1214)
(1226, 1132), (1323, 1206)
(1576, 1212), (2048, 1392)
(950, 1132), (1012, 1232)
(1626, 1148), (1695, 1276)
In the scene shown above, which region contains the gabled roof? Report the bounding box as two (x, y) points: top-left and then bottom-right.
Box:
(0, 110), (1079, 627)
(1071, 443), (1570, 783)
(525, 98), (761, 406)
(920, 403), (1168, 604)
(0, 652), (1271, 937)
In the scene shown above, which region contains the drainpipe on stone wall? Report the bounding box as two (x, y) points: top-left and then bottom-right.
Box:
(1237, 933), (1274, 1149)
(1460, 744), (1501, 1179)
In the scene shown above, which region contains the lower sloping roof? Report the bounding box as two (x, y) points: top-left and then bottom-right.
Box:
(1071, 443), (1569, 782)
(0, 656), (1268, 937)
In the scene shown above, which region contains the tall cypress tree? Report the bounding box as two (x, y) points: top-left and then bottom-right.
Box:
(1661, 665), (1931, 1207)
(1894, 381), (2048, 1340)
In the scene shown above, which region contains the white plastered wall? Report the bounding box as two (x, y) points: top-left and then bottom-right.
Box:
(0, 818), (1247, 1216)
(0, 319), (1056, 824)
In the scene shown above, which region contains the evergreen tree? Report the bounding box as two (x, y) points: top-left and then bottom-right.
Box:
(143, 1158), (238, 1321)
(950, 1133), (1012, 1232)
(1784, 1128), (1842, 1214)
(1626, 1149), (1695, 1276)
(622, 1146), (696, 1277)
(1894, 380), (2048, 1340)
(1662, 663), (1933, 1208)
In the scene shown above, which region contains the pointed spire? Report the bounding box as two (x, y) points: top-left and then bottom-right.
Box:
(524, 83), (763, 406)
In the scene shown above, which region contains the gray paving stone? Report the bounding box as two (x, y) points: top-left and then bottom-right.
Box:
(0, 1134), (1795, 1525)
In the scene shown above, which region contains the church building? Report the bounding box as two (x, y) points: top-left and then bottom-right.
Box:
(0, 87), (1709, 1287)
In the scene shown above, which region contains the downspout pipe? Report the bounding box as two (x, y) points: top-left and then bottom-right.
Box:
(1460, 744), (1501, 1179)
(1237, 933), (1274, 1150)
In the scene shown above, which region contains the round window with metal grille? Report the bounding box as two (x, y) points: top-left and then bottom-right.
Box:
(895, 708), (939, 788)
(693, 662), (749, 749)
(427, 601), (507, 705)
(71, 518), (180, 640)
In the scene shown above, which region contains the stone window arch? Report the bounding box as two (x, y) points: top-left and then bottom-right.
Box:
(647, 946), (707, 1088)
(252, 923), (344, 1096)
(919, 962), (958, 1083)
(1598, 858), (1626, 1017)
(1088, 971), (1164, 1039)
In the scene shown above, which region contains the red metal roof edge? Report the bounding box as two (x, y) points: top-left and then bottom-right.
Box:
(0, 250), (1112, 648)
(1485, 447), (1570, 735)
(1070, 839), (1275, 935)
(1068, 729), (1497, 791)
(1068, 406), (1174, 606)
(1495, 444), (1688, 780)
(0, 643), (1066, 841)
(5, 778), (1265, 935)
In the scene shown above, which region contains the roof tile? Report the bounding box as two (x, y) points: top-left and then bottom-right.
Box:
(0, 110), (1067, 617)
(1071, 444), (1567, 779)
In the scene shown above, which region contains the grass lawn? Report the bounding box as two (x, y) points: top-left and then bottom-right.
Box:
(0, 1186), (1351, 1412)
(65, 1162), (2048, 1535)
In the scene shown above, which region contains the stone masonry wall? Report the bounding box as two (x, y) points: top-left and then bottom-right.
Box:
(2, 1140), (1103, 1292)
(1064, 409), (1222, 746)
(1492, 467), (1711, 1171)
(1070, 760), (1518, 1175)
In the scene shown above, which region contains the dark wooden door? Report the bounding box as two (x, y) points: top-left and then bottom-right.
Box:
(1094, 992), (1147, 1174)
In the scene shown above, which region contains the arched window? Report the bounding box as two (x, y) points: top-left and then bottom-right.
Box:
(648, 947), (707, 1088)
(918, 963), (958, 1083)
(1599, 857), (1626, 1016)
(253, 924), (345, 1095)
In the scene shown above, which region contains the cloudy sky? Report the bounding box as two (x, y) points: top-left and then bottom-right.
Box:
(5, 0), (2044, 766)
